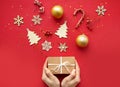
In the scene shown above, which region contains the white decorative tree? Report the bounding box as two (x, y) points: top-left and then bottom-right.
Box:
(55, 21), (68, 38)
(27, 28), (41, 45)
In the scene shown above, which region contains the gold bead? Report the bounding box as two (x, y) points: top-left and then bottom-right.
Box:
(76, 34), (89, 47)
(51, 5), (64, 19)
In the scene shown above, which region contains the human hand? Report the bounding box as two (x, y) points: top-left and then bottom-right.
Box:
(42, 59), (60, 87)
(61, 60), (80, 87)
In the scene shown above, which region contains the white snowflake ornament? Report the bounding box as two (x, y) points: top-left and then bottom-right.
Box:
(32, 15), (42, 25)
(14, 15), (24, 26)
(42, 40), (52, 51)
(58, 43), (68, 52)
(27, 28), (41, 45)
(55, 21), (68, 38)
(96, 5), (107, 16)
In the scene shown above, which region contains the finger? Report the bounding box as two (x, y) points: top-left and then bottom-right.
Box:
(69, 60), (81, 85)
(42, 67), (47, 79)
(43, 59), (48, 68)
(70, 74), (80, 86)
(42, 68), (51, 85)
(42, 59), (51, 84)
(42, 59), (48, 79)
(70, 69), (76, 79)
(42, 59), (49, 78)
(45, 68), (58, 80)
(75, 60), (80, 79)
(61, 69), (76, 86)
(63, 69), (76, 82)
(69, 79), (80, 87)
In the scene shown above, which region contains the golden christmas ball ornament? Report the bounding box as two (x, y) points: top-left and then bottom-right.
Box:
(76, 34), (89, 47)
(51, 5), (64, 19)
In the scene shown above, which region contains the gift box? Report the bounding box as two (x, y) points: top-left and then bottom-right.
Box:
(47, 56), (76, 74)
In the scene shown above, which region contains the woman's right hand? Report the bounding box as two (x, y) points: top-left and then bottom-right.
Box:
(61, 60), (80, 87)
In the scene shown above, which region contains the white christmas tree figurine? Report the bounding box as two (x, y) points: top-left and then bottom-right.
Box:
(55, 21), (68, 38)
(27, 28), (41, 45)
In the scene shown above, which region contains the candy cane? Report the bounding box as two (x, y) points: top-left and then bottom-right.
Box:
(73, 8), (85, 29)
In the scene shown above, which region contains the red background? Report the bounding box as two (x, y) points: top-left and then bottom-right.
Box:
(0, 0), (120, 87)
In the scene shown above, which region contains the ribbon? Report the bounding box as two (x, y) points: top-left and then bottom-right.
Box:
(48, 57), (75, 74)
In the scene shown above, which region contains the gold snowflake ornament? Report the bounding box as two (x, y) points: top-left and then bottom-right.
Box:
(32, 15), (42, 25)
(58, 43), (68, 52)
(96, 5), (107, 16)
(14, 15), (24, 26)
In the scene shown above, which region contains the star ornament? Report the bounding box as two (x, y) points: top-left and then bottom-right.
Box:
(96, 5), (107, 16)
(14, 15), (24, 26)
(58, 43), (68, 52)
(42, 40), (52, 51)
(32, 15), (42, 25)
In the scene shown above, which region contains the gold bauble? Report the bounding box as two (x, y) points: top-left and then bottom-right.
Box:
(76, 34), (89, 47)
(51, 5), (64, 19)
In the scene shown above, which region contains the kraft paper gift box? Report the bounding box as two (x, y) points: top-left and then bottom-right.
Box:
(47, 56), (76, 74)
